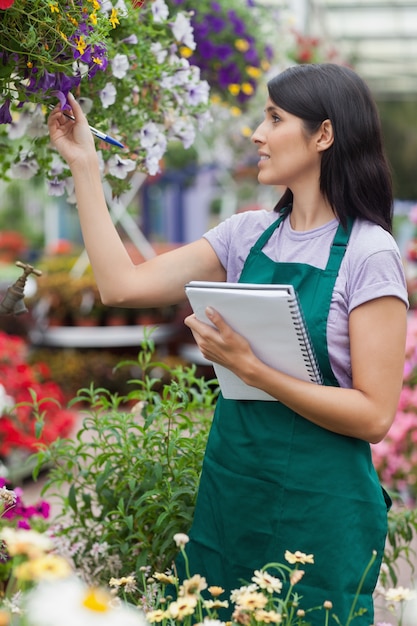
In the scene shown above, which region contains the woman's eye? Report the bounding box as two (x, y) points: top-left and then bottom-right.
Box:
(272, 115), (281, 124)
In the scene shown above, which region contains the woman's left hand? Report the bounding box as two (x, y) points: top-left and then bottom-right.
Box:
(184, 307), (254, 375)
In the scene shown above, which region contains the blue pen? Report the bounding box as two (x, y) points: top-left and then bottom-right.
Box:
(49, 106), (125, 149)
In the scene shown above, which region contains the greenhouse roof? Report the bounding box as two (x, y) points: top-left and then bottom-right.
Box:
(264, 0), (417, 99)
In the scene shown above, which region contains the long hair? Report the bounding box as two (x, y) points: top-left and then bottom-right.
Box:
(268, 64), (393, 232)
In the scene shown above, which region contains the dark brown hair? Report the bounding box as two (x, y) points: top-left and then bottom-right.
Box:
(268, 63), (393, 232)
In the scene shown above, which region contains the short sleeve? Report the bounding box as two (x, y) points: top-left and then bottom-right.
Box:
(348, 248), (409, 313)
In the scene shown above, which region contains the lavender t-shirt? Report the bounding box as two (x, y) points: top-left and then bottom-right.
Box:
(203, 209), (408, 389)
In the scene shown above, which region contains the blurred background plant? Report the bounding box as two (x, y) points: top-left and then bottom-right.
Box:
(0, 330), (77, 480)
(372, 311), (417, 507)
(167, 0), (275, 113)
(0, 477), (52, 594)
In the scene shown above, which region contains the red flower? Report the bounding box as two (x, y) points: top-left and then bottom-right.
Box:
(0, 331), (77, 456)
(0, 0), (15, 10)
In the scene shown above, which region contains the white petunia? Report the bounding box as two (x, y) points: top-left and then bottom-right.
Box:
(145, 144), (166, 176)
(7, 110), (31, 140)
(111, 54), (129, 79)
(48, 154), (66, 177)
(171, 119), (195, 149)
(99, 83), (117, 108)
(152, 0), (169, 23)
(186, 79), (210, 106)
(140, 122), (162, 149)
(150, 42), (168, 64)
(107, 155), (136, 180)
(9, 153), (39, 180)
(197, 109), (213, 130)
(171, 13), (196, 50)
(26, 107), (49, 139)
(102, 0), (127, 16)
(78, 97), (94, 116)
(47, 177), (67, 197)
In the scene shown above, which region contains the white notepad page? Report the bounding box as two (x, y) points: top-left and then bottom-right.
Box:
(185, 281), (323, 401)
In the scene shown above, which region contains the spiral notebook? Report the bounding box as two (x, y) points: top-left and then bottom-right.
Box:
(185, 281), (323, 401)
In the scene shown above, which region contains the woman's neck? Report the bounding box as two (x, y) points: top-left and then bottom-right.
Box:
(289, 200), (335, 231)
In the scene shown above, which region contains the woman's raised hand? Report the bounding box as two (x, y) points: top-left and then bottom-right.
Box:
(47, 93), (96, 167)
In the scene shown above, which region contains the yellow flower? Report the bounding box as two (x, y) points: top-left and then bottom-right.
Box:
(228, 84), (240, 96)
(180, 574), (207, 596)
(208, 585), (225, 597)
(14, 554), (72, 581)
(108, 575), (137, 592)
(235, 590), (268, 610)
(153, 572), (177, 586)
(235, 38), (250, 52)
(82, 587), (111, 612)
(0, 528), (53, 558)
(146, 609), (169, 623)
(384, 586), (417, 603)
(109, 7), (119, 28)
(241, 82), (254, 96)
(241, 125), (253, 137)
(168, 595), (197, 619)
(49, 2), (59, 13)
(230, 107), (242, 117)
(284, 550), (314, 565)
(203, 599), (229, 610)
(75, 36), (87, 55)
(89, 12), (97, 25)
(254, 609), (282, 623)
(252, 570), (283, 594)
(179, 46), (193, 58)
(246, 66), (262, 79)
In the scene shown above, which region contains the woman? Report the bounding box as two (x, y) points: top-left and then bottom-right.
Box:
(48, 63), (408, 624)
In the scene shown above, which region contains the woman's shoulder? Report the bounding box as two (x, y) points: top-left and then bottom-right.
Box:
(224, 208), (278, 228)
(204, 208), (278, 241)
(349, 219), (401, 255)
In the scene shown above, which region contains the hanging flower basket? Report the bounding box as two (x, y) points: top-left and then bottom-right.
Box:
(0, 0), (211, 197)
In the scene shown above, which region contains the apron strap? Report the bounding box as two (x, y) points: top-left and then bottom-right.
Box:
(325, 218), (354, 275)
(251, 215), (284, 252)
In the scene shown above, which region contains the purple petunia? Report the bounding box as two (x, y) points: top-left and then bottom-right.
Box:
(0, 99), (12, 124)
(227, 10), (247, 36)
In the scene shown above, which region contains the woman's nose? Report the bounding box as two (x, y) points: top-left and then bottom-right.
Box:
(251, 121), (265, 145)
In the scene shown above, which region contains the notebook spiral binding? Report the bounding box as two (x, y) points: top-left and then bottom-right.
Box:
(288, 295), (323, 385)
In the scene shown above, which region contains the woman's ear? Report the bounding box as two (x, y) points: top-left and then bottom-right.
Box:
(316, 119), (334, 152)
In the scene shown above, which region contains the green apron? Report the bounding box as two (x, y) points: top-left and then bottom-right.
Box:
(180, 214), (389, 625)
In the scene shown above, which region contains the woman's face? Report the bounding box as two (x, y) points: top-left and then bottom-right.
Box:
(251, 97), (322, 189)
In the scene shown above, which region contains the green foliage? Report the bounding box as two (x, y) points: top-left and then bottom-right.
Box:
(33, 336), (217, 597)
(378, 99), (417, 200)
(383, 502), (417, 587)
